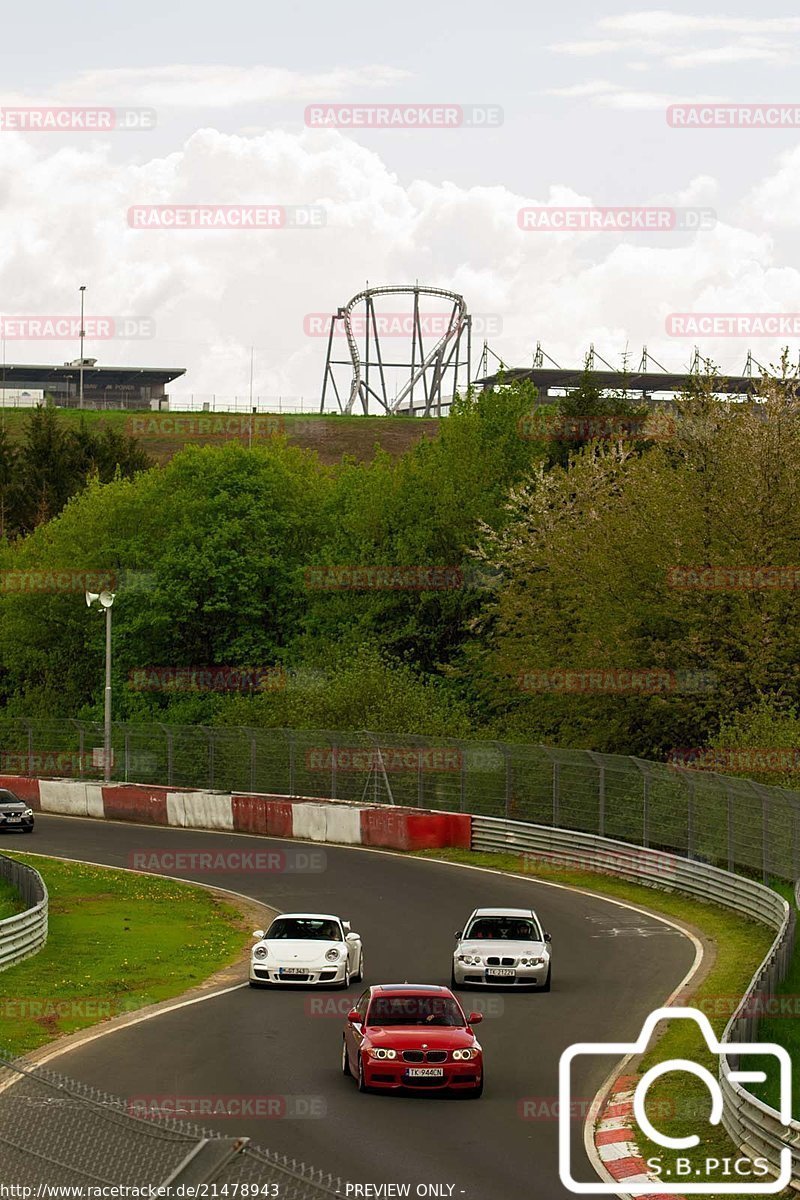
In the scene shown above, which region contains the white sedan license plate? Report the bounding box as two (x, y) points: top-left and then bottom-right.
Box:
(406, 1067), (444, 1077)
(280, 967), (309, 975)
(487, 968), (515, 977)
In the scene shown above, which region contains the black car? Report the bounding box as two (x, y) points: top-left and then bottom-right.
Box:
(0, 789), (35, 833)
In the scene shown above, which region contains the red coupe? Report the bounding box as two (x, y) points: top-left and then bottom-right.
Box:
(342, 984), (484, 1097)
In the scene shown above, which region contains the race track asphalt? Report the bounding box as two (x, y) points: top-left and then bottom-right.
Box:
(16, 816), (697, 1200)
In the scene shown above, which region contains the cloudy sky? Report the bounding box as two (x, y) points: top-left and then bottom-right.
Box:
(3, 1), (800, 405)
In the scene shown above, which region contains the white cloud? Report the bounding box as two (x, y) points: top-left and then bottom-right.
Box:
(0, 64), (409, 112)
(0, 125), (798, 402)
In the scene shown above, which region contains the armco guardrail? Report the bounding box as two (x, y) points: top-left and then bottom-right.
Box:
(0, 854), (48, 971)
(471, 816), (799, 1185)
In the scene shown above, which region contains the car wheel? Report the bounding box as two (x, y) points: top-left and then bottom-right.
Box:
(450, 968), (457, 989)
(23, 828), (33, 835)
(355, 952), (364, 982)
(341, 1038), (351, 1077)
(357, 1054), (368, 1093)
(339, 965), (352, 990)
(538, 967), (551, 993)
(467, 1074), (484, 1099)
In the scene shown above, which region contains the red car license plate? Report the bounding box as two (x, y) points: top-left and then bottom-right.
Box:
(487, 968), (515, 977)
(406, 1067), (444, 1077)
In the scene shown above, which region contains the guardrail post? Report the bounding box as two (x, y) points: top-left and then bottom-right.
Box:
(330, 737), (338, 800)
(460, 750), (467, 812)
(727, 792), (734, 873)
(124, 729), (130, 782)
(552, 762), (560, 826)
(762, 796), (769, 884)
(642, 772), (650, 846)
(208, 729), (215, 790)
(687, 778), (695, 859)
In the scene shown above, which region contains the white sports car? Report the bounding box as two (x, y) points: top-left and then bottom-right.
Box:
(452, 906), (552, 990)
(249, 912), (364, 988)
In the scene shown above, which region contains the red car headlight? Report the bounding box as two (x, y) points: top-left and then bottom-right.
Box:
(452, 1048), (477, 1061)
(367, 1047), (398, 1060)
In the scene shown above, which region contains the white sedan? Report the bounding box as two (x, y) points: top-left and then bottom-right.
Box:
(249, 912), (364, 988)
(452, 906), (552, 990)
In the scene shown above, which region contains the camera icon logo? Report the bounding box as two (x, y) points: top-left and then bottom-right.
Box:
(558, 1006), (792, 1194)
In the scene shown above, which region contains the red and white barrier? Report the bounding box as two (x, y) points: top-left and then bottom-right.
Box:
(0, 775), (471, 853)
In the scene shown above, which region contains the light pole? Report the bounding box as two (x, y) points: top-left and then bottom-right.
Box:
(78, 285), (86, 409)
(85, 588), (115, 782)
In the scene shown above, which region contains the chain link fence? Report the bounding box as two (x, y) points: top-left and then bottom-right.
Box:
(1, 717), (799, 883)
(0, 1057), (343, 1194)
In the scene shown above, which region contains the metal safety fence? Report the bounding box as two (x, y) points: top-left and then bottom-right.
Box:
(2, 717), (800, 882)
(0, 1057), (344, 1195)
(0, 854), (47, 972)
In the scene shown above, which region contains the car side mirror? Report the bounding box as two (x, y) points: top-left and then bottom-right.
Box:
(347, 1009), (362, 1024)
(544, 932), (552, 943)
(467, 1012), (483, 1025)
(346, 932), (360, 943)
(454, 931), (462, 938)
(252, 930), (265, 940)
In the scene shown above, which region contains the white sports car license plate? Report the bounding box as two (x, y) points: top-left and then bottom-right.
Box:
(279, 967), (309, 975)
(406, 1067), (444, 1077)
(487, 968), (515, 977)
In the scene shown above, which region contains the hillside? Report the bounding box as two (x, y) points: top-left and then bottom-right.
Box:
(0, 408), (441, 466)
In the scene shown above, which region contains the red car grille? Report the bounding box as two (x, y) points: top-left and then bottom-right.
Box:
(401, 1050), (449, 1063)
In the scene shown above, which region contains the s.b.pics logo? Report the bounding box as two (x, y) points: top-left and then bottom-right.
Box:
(558, 1007), (792, 1194)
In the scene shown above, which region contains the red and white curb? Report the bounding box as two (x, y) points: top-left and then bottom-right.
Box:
(594, 1074), (685, 1200)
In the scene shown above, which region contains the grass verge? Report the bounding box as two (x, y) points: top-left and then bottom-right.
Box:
(0, 874), (26, 921)
(415, 847), (786, 1198)
(0, 853), (251, 1058)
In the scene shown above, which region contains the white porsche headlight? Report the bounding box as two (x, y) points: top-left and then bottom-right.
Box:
(253, 946), (268, 960)
(325, 948), (343, 962)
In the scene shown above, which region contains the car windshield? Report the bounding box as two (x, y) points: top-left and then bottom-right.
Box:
(367, 995), (466, 1027)
(0, 792), (20, 804)
(465, 916), (542, 941)
(267, 917), (342, 941)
